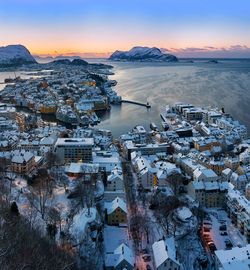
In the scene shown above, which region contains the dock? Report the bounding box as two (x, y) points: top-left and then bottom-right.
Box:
(121, 100), (151, 108)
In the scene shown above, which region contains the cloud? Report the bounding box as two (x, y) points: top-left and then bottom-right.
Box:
(34, 45), (250, 59)
(160, 45), (250, 58)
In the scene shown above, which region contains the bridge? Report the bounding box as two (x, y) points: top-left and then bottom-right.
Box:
(121, 100), (151, 108)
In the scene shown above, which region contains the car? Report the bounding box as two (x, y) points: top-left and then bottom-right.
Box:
(142, 255), (151, 262)
(219, 225), (227, 231)
(220, 231), (228, 236)
(146, 265), (151, 270)
(208, 243), (217, 253)
(203, 222), (212, 226)
(225, 239), (233, 247)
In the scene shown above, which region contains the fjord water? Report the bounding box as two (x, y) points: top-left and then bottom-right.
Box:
(0, 59), (249, 138)
(96, 59), (250, 137)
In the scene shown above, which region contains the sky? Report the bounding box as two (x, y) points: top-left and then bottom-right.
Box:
(1, 0), (250, 58)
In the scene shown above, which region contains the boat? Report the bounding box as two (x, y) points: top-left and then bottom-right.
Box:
(161, 121), (169, 131)
(150, 122), (158, 131)
(4, 76), (21, 83)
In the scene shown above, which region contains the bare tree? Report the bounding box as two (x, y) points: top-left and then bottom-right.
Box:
(7, 172), (16, 195)
(26, 169), (54, 220)
(154, 195), (186, 236)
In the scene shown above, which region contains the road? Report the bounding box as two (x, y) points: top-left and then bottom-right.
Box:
(122, 160), (155, 270)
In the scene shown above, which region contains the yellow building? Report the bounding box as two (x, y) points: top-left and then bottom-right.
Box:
(105, 197), (127, 225)
(38, 103), (57, 114)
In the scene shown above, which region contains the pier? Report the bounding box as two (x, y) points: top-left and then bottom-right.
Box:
(121, 100), (151, 108)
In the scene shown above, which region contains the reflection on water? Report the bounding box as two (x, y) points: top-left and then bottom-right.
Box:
(96, 59), (250, 137)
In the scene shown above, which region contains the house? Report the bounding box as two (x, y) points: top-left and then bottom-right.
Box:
(246, 183), (250, 201)
(133, 155), (157, 188)
(240, 152), (250, 164)
(225, 157), (240, 170)
(193, 168), (219, 182)
(230, 172), (247, 191)
(105, 243), (134, 270)
(40, 136), (55, 152)
(104, 167), (125, 201)
(11, 151), (35, 175)
(107, 167), (124, 191)
(152, 238), (181, 270)
(65, 162), (99, 178)
(221, 168), (232, 182)
(105, 197), (127, 225)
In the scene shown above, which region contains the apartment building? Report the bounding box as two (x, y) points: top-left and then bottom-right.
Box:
(54, 138), (94, 163)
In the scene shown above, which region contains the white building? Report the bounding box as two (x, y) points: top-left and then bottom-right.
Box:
(54, 138), (94, 163)
(107, 167), (124, 191)
(152, 238), (181, 270)
(214, 244), (250, 270)
(105, 243), (134, 270)
(193, 168), (219, 182)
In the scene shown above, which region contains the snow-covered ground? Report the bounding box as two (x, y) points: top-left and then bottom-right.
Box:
(205, 208), (248, 251)
(104, 225), (131, 253)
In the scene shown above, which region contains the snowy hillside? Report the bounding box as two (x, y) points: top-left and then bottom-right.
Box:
(109, 46), (178, 62)
(0, 45), (36, 67)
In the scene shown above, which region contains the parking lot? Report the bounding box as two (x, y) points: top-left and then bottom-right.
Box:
(201, 208), (248, 253)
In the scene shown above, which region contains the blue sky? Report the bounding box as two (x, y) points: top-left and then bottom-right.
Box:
(1, 0), (250, 57)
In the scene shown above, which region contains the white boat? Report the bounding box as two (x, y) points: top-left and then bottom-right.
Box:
(161, 121), (169, 131)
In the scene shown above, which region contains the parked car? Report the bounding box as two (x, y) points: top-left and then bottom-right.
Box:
(203, 222), (212, 226)
(219, 225), (227, 231)
(220, 231), (228, 236)
(142, 255), (151, 262)
(225, 239), (233, 247)
(208, 243), (217, 253)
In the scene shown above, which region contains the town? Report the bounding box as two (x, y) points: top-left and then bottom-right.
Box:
(0, 65), (249, 270)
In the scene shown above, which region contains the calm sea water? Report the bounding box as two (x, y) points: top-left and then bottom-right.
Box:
(1, 59), (250, 138)
(95, 59), (250, 137)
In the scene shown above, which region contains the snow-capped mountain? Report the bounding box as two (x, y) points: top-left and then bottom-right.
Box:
(109, 46), (178, 62)
(0, 45), (37, 67)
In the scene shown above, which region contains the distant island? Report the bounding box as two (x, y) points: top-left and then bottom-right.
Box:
(109, 46), (178, 62)
(0, 45), (37, 67)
